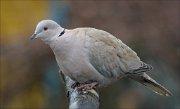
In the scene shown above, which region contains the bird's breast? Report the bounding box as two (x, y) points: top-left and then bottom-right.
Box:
(51, 34), (89, 82)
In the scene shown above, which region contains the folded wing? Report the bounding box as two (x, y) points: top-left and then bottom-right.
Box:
(84, 28), (152, 78)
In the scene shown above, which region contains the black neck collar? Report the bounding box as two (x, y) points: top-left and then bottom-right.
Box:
(58, 28), (65, 37)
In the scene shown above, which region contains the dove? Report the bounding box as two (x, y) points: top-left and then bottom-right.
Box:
(31, 20), (172, 96)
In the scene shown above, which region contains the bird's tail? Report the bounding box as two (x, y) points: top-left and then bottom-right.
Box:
(130, 73), (172, 96)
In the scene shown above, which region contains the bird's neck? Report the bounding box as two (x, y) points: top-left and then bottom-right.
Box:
(42, 36), (57, 45)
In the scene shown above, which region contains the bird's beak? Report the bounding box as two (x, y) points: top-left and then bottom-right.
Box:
(30, 33), (37, 40)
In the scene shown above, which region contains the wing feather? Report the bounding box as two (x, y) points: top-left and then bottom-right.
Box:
(84, 28), (152, 78)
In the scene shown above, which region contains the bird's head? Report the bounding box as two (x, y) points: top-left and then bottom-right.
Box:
(31, 20), (64, 41)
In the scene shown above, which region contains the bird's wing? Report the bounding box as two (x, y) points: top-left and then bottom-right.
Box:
(84, 28), (152, 78)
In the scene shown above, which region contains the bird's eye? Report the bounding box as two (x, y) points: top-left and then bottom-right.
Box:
(44, 27), (48, 31)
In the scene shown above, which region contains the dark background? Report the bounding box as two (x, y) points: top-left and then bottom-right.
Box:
(1, 1), (179, 109)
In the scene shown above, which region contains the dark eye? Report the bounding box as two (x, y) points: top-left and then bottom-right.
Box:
(44, 27), (48, 31)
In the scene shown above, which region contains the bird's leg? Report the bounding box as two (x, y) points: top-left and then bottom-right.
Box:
(77, 81), (98, 90)
(71, 81), (80, 89)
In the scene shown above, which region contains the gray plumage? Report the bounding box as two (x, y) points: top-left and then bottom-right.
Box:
(31, 20), (172, 96)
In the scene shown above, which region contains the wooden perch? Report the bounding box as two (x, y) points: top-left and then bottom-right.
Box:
(64, 76), (99, 109)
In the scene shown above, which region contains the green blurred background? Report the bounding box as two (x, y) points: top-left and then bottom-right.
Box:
(0, 1), (179, 109)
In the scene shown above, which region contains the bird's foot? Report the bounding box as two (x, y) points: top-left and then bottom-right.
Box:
(77, 82), (98, 90)
(71, 81), (80, 89)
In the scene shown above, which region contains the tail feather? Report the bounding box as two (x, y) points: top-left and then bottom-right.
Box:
(130, 73), (172, 96)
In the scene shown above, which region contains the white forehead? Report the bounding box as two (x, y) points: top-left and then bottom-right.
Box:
(35, 20), (60, 31)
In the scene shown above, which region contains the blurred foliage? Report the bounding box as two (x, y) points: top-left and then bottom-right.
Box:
(0, 1), (48, 44)
(0, 0), (180, 109)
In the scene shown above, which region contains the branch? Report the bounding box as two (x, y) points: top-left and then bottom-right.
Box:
(64, 76), (99, 109)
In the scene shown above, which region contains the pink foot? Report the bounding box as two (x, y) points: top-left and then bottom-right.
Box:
(71, 82), (80, 89)
(77, 82), (98, 90)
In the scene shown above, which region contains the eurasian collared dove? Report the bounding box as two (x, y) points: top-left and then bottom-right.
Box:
(31, 20), (172, 96)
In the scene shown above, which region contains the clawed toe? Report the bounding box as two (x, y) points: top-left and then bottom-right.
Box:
(71, 82), (80, 89)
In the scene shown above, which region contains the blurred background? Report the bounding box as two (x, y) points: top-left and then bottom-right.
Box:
(0, 0), (180, 109)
